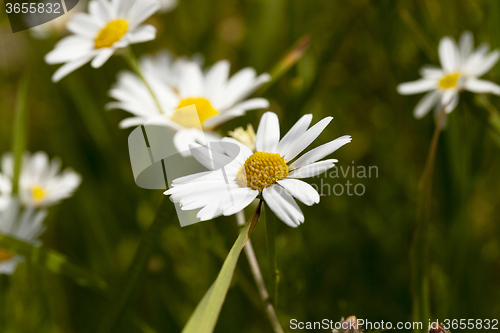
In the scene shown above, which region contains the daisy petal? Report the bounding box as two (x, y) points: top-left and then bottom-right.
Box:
(472, 50), (500, 77)
(439, 36), (460, 72)
(464, 78), (500, 95)
(127, 25), (157, 43)
(127, 0), (161, 29)
(91, 48), (114, 68)
(459, 31), (474, 63)
(52, 56), (93, 82)
(277, 179), (319, 206)
(262, 185), (304, 227)
(222, 189), (259, 216)
(284, 116), (332, 162)
(255, 112), (280, 153)
(397, 79), (436, 95)
(290, 135), (351, 169)
(288, 159), (337, 178)
(413, 91), (440, 119)
(275, 114), (313, 156)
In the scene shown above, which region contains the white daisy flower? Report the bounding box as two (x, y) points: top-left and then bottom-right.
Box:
(397, 31), (500, 118)
(0, 152), (82, 208)
(0, 199), (47, 275)
(45, 0), (161, 82)
(107, 57), (271, 155)
(165, 112), (352, 227)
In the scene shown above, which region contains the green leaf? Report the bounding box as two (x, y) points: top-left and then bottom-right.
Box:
(0, 233), (107, 293)
(11, 75), (29, 195)
(181, 201), (262, 333)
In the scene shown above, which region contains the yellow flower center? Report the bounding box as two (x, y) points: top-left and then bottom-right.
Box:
(438, 73), (460, 89)
(228, 124), (256, 152)
(236, 152), (288, 191)
(32, 186), (46, 203)
(0, 249), (14, 263)
(171, 98), (219, 129)
(95, 19), (129, 49)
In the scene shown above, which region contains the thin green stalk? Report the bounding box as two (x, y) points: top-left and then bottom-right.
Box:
(11, 75), (30, 195)
(254, 35), (310, 96)
(411, 105), (447, 333)
(265, 204), (279, 307)
(236, 211), (284, 333)
(122, 48), (165, 115)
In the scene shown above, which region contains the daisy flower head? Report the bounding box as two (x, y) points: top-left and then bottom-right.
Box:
(45, 0), (161, 82)
(397, 31), (500, 119)
(0, 152), (81, 208)
(108, 57), (271, 155)
(165, 112), (352, 227)
(0, 199), (47, 275)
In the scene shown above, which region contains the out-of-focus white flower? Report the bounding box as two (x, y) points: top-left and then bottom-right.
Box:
(165, 112), (351, 227)
(45, 0), (160, 82)
(0, 199), (47, 275)
(397, 31), (500, 119)
(29, 5), (79, 39)
(158, 0), (178, 13)
(139, 50), (201, 87)
(0, 152), (81, 208)
(107, 56), (270, 155)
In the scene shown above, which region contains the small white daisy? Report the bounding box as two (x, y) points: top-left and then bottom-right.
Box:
(107, 56), (270, 155)
(0, 152), (81, 208)
(0, 199), (47, 275)
(165, 112), (352, 227)
(397, 31), (500, 118)
(45, 0), (160, 82)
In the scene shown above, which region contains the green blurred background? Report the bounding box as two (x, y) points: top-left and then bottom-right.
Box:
(1, 0), (500, 332)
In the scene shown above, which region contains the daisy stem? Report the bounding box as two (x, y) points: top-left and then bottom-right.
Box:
(264, 204), (280, 308)
(411, 105), (447, 332)
(236, 210), (284, 333)
(122, 48), (165, 115)
(11, 75), (29, 195)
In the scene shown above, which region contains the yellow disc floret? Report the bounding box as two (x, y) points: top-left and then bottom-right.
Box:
(171, 98), (219, 129)
(236, 152), (288, 191)
(0, 249), (14, 263)
(438, 73), (460, 89)
(95, 20), (129, 49)
(32, 186), (46, 204)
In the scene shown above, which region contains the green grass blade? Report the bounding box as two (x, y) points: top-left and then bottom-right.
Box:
(181, 201), (262, 333)
(0, 233), (107, 293)
(11, 75), (29, 195)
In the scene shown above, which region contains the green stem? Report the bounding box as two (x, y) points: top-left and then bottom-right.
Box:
(236, 211), (284, 333)
(11, 75), (29, 195)
(265, 204), (279, 307)
(122, 48), (165, 115)
(411, 105), (447, 333)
